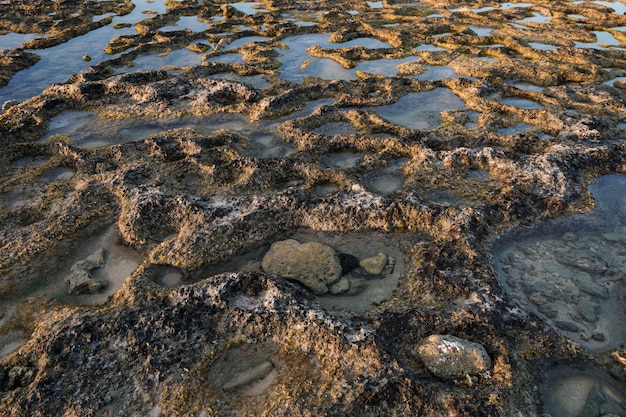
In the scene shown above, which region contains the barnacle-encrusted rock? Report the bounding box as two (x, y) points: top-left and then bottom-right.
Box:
(417, 334), (492, 380)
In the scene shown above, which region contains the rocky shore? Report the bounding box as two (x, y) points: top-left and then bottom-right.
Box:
(1, 0), (626, 416)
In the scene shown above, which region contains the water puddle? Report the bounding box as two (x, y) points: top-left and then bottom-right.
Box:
(492, 174), (626, 351)
(39, 167), (75, 182)
(518, 13), (552, 24)
(469, 26), (493, 37)
(529, 42), (557, 51)
(540, 364), (626, 417)
(367, 88), (466, 130)
(498, 123), (534, 135)
(276, 34), (394, 82)
(593, 0), (626, 15)
(362, 159), (408, 195)
(207, 73), (271, 89)
(123, 48), (204, 73)
(0, 0), (159, 104)
(424, 189), (478, 207)
(314, 183), (341, 197)
(11, 156), (49, 168)
(411, 65), (467, 81)
(318, 152), (363, 169)
(512, 82), (545, 92)
(147, 264), (185, 287)
(0, 32), (42, 50)
(414, 44), (447, 52)
(501, 97), (544, 109)
(159, 16), (210, 33)
(207, 344), (277, 396)
(367, 1), (384, 8)
(229, 2), (268, 15)
(354, 56), (420, 77)
(208, 52), (245, 64)
(575, 31), (622, 49)
(223, 36), (271, 51)
(312, 122), (358, 136)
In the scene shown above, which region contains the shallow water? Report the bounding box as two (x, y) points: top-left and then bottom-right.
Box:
(367, 88), (466, 130)
(312, 122), (358, 136)
(575, 31), (623, 49)
(0, 32), (42, 50)
(362, 160), (408, 195)
(230, 2), (267, 15)
(469, 26), (493, 37)
(159, 16), (210, 33)
(501, 97), (544, 109)
(492, 174), (626, 351)
(529, 42), (557, 51)
(0, 0), (164, 104)
(498, 123), (534, 135)
(276, 34), (393, 82)
(540, 365), (626, 417)
(411, 65), (466, 81)
(318, 152), (363, 169)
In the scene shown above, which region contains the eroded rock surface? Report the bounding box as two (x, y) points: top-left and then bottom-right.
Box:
(1, 0), (626, 415)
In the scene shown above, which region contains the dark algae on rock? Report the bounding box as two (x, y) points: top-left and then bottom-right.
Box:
(1, 0), (626, 416)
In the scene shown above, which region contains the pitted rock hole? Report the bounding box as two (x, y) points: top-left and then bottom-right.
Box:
(492, 175), (626, 351)
(540, 364), (626, 417)
(197, 231), (411, 312)
(208, 344), (277, 396)
(147, 265), (184, 288)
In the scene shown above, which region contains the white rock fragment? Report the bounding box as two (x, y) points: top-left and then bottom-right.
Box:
(416, 334), (492, 380)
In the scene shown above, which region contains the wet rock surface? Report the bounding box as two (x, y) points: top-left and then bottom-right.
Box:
(0, 0), (626, 416)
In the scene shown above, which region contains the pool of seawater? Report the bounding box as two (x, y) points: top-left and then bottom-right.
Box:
(41, 111), (301, 158)
(575, 31), (622, 49)
(491, 174), (626, 352)
(159, 16), (211, 32)
(230, 2), (268, 15)
(366, 88), (466, 130)
(199, 229), (415, 312)
(276, 34), (393, 82)
(0, 225), (142, 356)
(0, 0), (169, 104)
(318, 152), (363, 169)
(498, 123), (534, 135)
(529, 42), (557, 51)
(501, 97), (544, 109)
(0, 32), (43, 50)
(540, 364), (626, 417)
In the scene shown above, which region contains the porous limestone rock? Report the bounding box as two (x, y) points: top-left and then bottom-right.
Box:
(261, 239), (342, 294)
(417, 334), (492, 379)
(65, 248), (107, 295)
(359, 252), (388, 275)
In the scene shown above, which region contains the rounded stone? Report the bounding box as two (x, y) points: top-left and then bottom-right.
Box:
(329, 276), (351, 295)
(359, 252), (388, 275)
(261, 239), (342, 295)
(416, 334), (492, 380)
